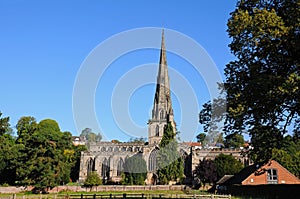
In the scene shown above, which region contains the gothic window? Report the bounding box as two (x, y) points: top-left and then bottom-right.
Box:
(87, 158), (95, 174)
(155, 125), (159, 136)
(160, 110), (164, 120)
(135, 147), (140, 152)
(267, 169), (278, 184)
(117, 158), (124, 176)
(148, 149), (158, 172)
(101, 158), (110, 180)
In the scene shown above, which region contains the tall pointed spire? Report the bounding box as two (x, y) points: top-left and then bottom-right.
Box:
(148, 30), (175, 145)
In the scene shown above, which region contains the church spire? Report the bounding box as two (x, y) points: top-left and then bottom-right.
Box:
(148, 30), (175, 145)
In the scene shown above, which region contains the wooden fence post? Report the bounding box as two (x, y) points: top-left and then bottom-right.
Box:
(93, 194), (96, 199)
(123, 193), (126, 199)
(110, 193), (112, 199)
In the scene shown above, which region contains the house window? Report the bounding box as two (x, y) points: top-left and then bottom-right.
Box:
(267, 169), (278, 184)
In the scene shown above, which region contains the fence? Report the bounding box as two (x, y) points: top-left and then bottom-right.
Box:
(2, 193), (231, 199)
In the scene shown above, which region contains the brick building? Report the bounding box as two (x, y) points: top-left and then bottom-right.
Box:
(218, 160), (300, 186)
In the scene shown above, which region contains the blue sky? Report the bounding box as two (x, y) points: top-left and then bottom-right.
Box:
(0, 0), (237, 141)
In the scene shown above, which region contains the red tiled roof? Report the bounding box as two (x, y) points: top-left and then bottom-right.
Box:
(183, 142), (201, 146)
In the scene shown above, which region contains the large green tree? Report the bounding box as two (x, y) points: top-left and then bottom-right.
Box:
(194, 159), (217, 187)
(0, 112), (18, 184)
(224, 133), (245, 148)
(224, 0), (300, 163)
(80, 127), (102, 142)
(214, 154), (244, 179)
(16, 118), (74, 190)
(157, 122), (184, 184)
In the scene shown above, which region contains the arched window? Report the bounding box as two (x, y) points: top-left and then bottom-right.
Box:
(117, 158), (124, 176)
(87, 158), (95, 174)
(160, 110), (164, 120)
(127, 147), (133, 152)
(148, 149), (158, 172)
(155, 125), (159, 136)
(101, 158), (110, 179)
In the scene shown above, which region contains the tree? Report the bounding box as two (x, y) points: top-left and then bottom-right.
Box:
(80, 128), (102, 142)
(271, 134), (300, 177)
(225, 0), (300, 163)
(199, 96), (227, 144)
(0, 112), (10, 136)
(194, 159), (217, 187)
(224, 133), (244, 148)
(0, 112), (18, 185)
(84, 171), (102, 189)
(122, 154), (147, 185)
(196, 133), (206, 144)
(16, 118), (74, 190)
(157, 122), (184, 184)
(214, 154), (244, 179)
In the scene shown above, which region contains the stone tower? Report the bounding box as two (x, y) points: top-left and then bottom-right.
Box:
(148, 30), (176, 145)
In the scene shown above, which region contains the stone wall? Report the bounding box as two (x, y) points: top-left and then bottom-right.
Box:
(0, 185), (185, 194)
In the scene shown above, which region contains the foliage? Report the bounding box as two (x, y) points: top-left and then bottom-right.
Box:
(0, 112), (18, 185)
(0, 112), (10, 136)
(122, 154), (147, 185)
(157, 122), (184, 184)
(194, 159), (217, 186)
(214, 154), (244, 179)
(196, 133), (206, 144)
(224, 133), (244, 148)
(199, 96), (227, 144)
(272, 134), (300, 177)
(84, 171), (102, 187)
(128, 137), (146, 143)
(16, 118), (74, 189)
(224, 0), (300, 163)
(80, 128), (102, 142)
(70, 145), (87, 182)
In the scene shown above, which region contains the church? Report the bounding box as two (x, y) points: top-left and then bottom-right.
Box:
(78, 31), (245, 184)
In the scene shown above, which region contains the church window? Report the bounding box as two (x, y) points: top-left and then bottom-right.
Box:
(101, 158), (110, 180)
(160, 110), (164, 120)
(117, 158), (124, 176)
(155, 125), (159, 136)
(148, 149), (158, 172)
(267, 169), (278, 184)
(87, 158), (95, 174)
(135, 147), (140, 152)
(127, 147), (133, 152)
